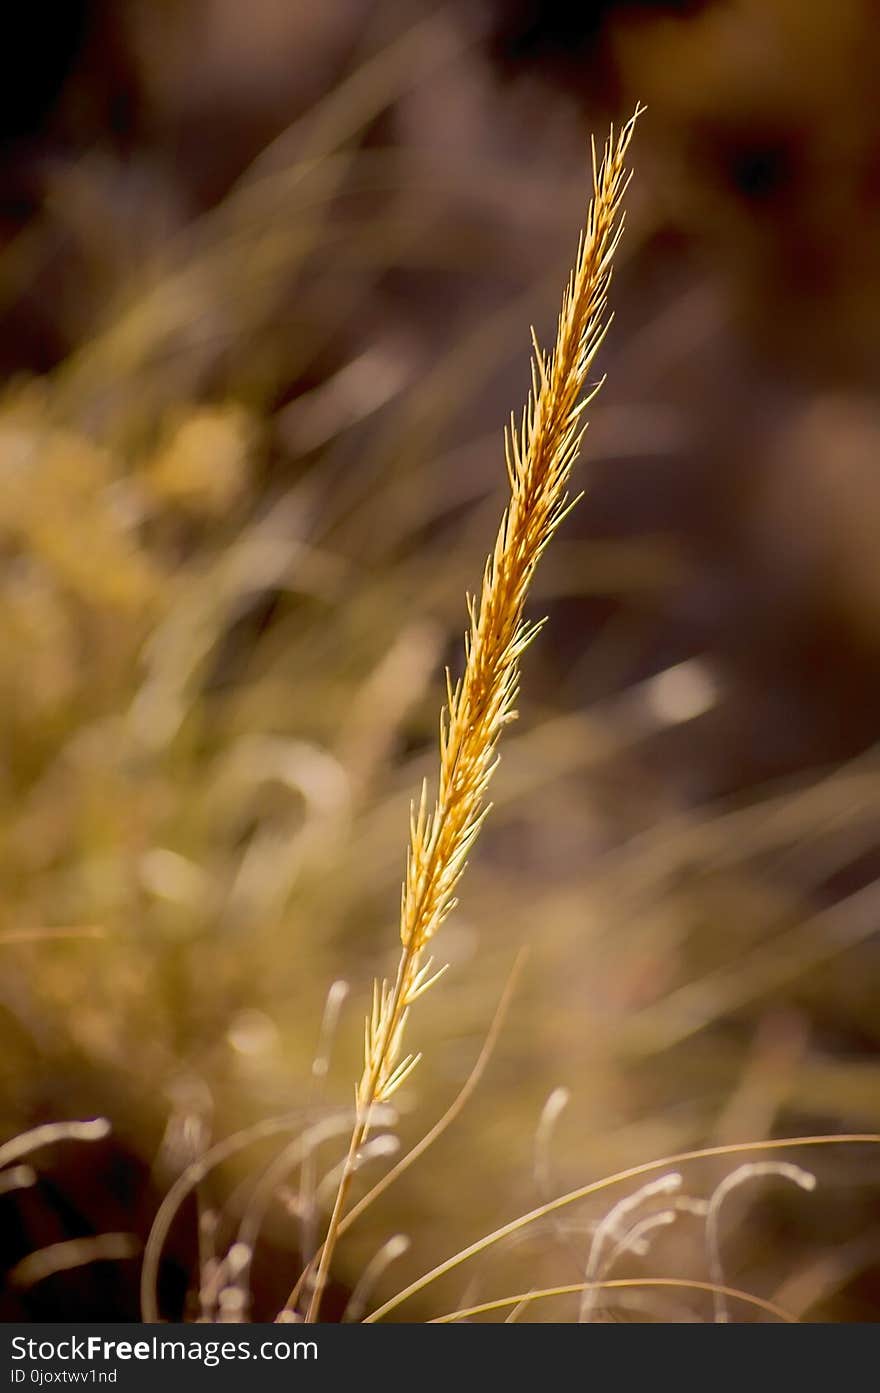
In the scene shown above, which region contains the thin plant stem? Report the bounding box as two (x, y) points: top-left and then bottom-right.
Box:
(306, 107), (642, 1323)
(429, 1277), (798, 1324)
(281, 949), (525, 1318)
(365, 1134), (880, 1321)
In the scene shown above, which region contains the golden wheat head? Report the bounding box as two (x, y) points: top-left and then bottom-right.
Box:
(362, 109), (641, 1108)
(308, 108), (640, 1320)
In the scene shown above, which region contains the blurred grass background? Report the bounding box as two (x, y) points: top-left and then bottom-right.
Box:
(1, 0), (879, 1321)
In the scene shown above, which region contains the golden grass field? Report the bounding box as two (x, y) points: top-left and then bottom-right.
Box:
(1, 1), (880, 1323)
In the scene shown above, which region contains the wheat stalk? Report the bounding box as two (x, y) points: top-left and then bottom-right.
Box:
(306, 109), (641, 1322)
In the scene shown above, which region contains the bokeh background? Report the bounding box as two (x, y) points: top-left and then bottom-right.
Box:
(2, 0), (879, 1322)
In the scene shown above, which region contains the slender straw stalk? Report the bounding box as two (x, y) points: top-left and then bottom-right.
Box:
(306, 110), (641, 1322)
